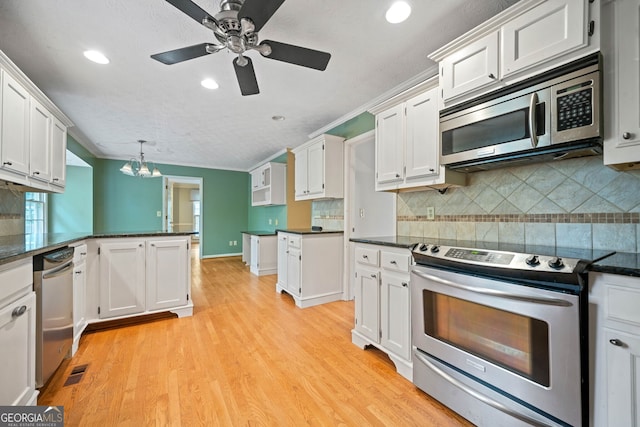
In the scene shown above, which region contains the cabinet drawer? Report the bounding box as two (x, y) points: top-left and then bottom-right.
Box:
(381, 251), (410, 273)
(287, 235), (301, 249)
(73, 243), (88, 264)
(355, 247), (379, 267)
(606, 285), (640, 327)
(0, 259), (33, 307)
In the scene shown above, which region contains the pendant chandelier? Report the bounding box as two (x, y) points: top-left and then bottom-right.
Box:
(120, 140), (162, 178)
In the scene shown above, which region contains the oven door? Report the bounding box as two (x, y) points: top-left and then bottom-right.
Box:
(440, 87), (551, 166)
(410, 265), (581, 427)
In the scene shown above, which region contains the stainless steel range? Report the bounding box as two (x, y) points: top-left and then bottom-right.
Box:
(410, 242), (606, 427)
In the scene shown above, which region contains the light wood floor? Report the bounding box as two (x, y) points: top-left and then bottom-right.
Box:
(38, 249), (472, 426)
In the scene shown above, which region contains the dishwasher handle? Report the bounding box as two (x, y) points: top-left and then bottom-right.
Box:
(42, 262), (73, 280)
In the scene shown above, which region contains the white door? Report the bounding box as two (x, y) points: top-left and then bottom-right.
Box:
(294, 148), (308, 198)
(250, 235), (260, 275)
(306, 141), (325, 196)
(605, 328), (640, 427)
(287, 247), (301, 296)
(99, 240), (146, 318)
(380, 272), (410, 360)
(405, 88), (439, 179)
(73, 262), (86, 342)
(29, 98), (52, 182)
(0, 70), (30, 175)
(354, 267), (379, 342)
(277, 233), (288, 288)
(146, 239), (188, 310)
(0, 291), (36, 405)
(50, 117), (66, 186)
(375, 104), (404, 184)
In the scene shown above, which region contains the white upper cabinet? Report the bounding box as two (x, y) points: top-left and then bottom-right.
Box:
(440, 32), (499, 101)
(292, 134), (344, 201)
(0, 70), (30, 176)
(602, 0), (640, 170)
(0, 50), (72, 192)
(250, 162), (286, 206)
(29, 98), (52, 182)
(430, 0), (598, 106)
(370, 80), (466, 192)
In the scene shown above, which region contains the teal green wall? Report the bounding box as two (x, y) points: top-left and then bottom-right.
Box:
(67, 134), (97, 167)
(247, 154), (288, 232)
(327, 112), (374, 139)
(93, 159), (249, 256)
(48, 165), (94, 233)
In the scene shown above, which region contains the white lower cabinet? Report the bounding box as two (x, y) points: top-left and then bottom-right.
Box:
(71, 242), (87, 355)
(351, 243), (412, 380)
(94, 236), (192, 321)
(249, 234), (277, 276)
(589, 272), (640, 426)
(276, 231), (344, 308)
(0, 258), (38, 406)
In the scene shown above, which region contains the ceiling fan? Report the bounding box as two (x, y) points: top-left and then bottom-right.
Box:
(151, 0), (332, 96)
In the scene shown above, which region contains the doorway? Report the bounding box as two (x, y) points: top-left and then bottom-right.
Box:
(162, 175), (203, 259)
(343, 130), (396, 299)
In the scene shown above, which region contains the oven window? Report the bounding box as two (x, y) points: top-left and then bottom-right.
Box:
(423, 290), (550, 386)
(441, 103), (546, 155)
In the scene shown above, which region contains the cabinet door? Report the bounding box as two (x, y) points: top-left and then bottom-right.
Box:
(99, 240), (146, 318)
(0, 291), (36, 406)
(73, 262), (86, 341)
(0, 70), (30, 175)
(604, 328), (640, 427)
(306, 141), (325, 196)
(440, 31), (499, 101)
(405, 88), (439, 180)
(501, 0), (587, 77)
(50, 117), (66, 187)
(146, 239), (188, 311)
(604, 0), (640, 167)
(29, 98), (52, 182)
(294, 148), (308, 198)
(250, 235), (259, 273)
(277, 234), (288, 288)
(380, 273), (410, 360)
(376, 104), (404, 184)
(354, 267), (380, 342)
(287, 247), (301, 296)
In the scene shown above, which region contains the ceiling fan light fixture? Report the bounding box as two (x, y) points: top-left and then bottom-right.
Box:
(201, 78), (219, 89)
(83, 50), (110, 64)
(386, 1), (412, 24)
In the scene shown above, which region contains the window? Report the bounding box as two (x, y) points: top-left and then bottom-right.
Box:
(192, 200), (200, 235)
(25, 192), (47, 236)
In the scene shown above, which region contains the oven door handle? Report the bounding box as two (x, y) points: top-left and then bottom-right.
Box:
(413, 350), (553, 427)
(529, 92), (539, 148)
(411, 270), (573, 307)
(42, 262), (73, 280)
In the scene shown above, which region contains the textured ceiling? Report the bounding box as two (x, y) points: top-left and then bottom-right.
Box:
(0, 0), (519, 171)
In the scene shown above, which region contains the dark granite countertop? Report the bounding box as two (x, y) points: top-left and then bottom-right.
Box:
(241, 230), (277, 236)
(276, 228), (344, 235)
(350, 236), (640, 277)
(0, 231), (195, 266)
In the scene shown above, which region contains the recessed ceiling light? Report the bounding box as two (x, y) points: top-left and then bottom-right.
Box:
(201, 78), (219, 90)
(83, 50), (110, 64)
(386, 1), (412, 24)
(272, 115), (285, 121)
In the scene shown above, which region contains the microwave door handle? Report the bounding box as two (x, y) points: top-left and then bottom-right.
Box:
(413, 350), (553, 427)
(529, 92), (539, 148)
(411, 270), (572, 307)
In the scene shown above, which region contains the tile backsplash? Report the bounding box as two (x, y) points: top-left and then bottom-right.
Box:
(312, 199), (344, 231)
(398, 156), (640, 252)
(0, 188), (24, 236)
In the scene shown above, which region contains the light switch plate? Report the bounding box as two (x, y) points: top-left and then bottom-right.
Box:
(426, 207), (435, 220)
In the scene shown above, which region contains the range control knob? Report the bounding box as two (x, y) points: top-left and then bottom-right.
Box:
(525, 255), (540, 266)
(431, 245), (440, 253)
(548, 257), (565, 270)
(419, 243), (428, 251)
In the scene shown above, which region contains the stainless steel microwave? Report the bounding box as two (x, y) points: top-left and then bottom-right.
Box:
(440, 53), (602, 172)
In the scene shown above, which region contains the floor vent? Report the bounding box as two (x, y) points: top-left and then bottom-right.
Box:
(64, 364), (89, 387)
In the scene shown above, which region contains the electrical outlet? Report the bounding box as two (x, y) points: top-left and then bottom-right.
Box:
(274, 219), (278, 226)
(233, 241), (237, 246)
(268, 218), (272, 225)
(229, 241), (233, 246)
(426, 206), (435, 220)
(156, 211), (162, 217)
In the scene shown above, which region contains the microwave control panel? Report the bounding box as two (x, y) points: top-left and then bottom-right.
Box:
(556, 83), (593, 131)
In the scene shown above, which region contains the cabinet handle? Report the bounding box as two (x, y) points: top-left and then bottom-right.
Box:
(81, 252), (87, 256)
(609, 338), (624, 347)
(395, 174), (400, 178)
(2, 161), (12, 166)
(11, 305), (27, 318)
(362, 254), (368, 259)
(370, 274), (377, 278)
(139, 244), (144, 247)
(33, 171), (40, 175)
(622, 132), (633, 140)
(488, 73), (496, 79)
(390, 260), (397, 265)
(53, 178), (59, 182)
(402, 282), (408, 287)
(75, 271), (82, 275)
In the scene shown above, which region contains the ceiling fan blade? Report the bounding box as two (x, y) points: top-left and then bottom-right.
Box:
(238, 0), (285, 32)
(165, 0), (215, 25)
(151, 43), (213, 64)
(233, 56), (259, 96)
(260, 40), (331, 71)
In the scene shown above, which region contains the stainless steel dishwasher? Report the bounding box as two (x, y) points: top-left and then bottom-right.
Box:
(33, 246), (74, 387)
